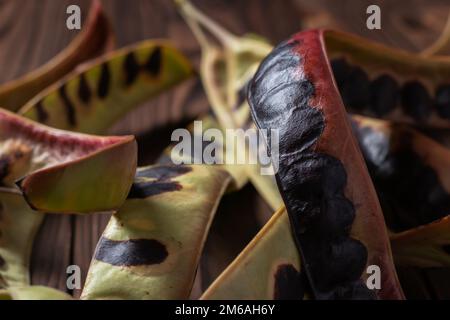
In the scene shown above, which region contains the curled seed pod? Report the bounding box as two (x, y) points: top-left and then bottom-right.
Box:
(19, 41), (194, 135)
(0, 0), (114, 111)
(0, 109), (136, 213)
(81, 165), (231, 300)
(248, 30), (406, 300)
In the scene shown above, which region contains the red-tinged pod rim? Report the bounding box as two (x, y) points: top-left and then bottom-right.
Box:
(0, 109), (136, 213)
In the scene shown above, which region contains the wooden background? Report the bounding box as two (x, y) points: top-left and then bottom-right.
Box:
(0, 0), (449, 299)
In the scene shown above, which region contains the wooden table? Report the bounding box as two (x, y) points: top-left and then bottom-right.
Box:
(0, 0), (449, 299)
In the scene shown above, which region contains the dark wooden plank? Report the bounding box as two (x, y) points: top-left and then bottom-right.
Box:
(0, 0), (449, 299)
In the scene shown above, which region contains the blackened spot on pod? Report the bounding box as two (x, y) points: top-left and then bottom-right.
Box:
(352, 123), (450, 231)
(435, 85), (450, 119)
(144, 46), (162, 76)
(135, 165), (192, 180)
(97, 62), (111, 99)
(273, 264), (306, 300)
(127, 181), (182, 199)
(401, 81), (432, 121)
(58, 85), (76, 126)
(78, 73), (92, 104)
(123, 52), (140, 86)
(338, 66), (370, 112)
(249, 40), (372, 299)
(35, 100), (48, 123)
(95, 237), (168, 266)
(369, 75), (399, 116)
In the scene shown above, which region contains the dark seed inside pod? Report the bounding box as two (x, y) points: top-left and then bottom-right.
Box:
(311, 239), (368, 291)
(435, 85), (450, 119)
(401, 81), (432, 121)
(335, 65), (370, 112)
(331, 58), (352, 87)
(369, 75), (399, 116)
(352, 122), (450, 231)
(273, 264), (306, 300)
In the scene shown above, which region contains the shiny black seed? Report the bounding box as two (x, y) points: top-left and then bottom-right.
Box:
(369, 75), (399, 116)
(435, 85), (450, 119)
(401, 81), (432, 121)
(339, 66), (370, 111)
(331, 58), (352, 87)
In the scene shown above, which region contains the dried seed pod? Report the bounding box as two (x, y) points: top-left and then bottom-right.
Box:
(82, 165), (231, 300)
(19, 41), (194, 134)
(248, 30), (406, 300)
(202, 208), (309, 300)
(0, 0), (114, 111)
(0, 109), (136, 213)
(324, 30), (450, 127)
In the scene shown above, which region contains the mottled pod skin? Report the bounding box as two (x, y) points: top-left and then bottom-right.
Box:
(19, 41), (194, 134)
(248, 30), (404, 299)
(82, 165), (231, 300)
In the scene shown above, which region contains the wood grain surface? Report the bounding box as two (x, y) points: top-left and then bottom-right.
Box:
(0, 0), (449, 299)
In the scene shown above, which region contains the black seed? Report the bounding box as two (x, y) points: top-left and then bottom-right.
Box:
(339, 66), (370, 111)
(401, 81), (432, 121)
(321, 196), (355, 236)
(273, 264), (306, 300)
(77, 73), (92, 104)
(144, 47), (162, 76)
(58, 85), (76, 126)
(316, 239), (368, 290)
(123, 52), (140, 86)
(97, 62), (111, 98)
(353, 122), (450, 231)
(369, 74), (399, 116)
(95, 237), (168, 266)
(435, 85), (450, 119)
(331, 58), (352, 87)
(35, 100), (48, 123)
